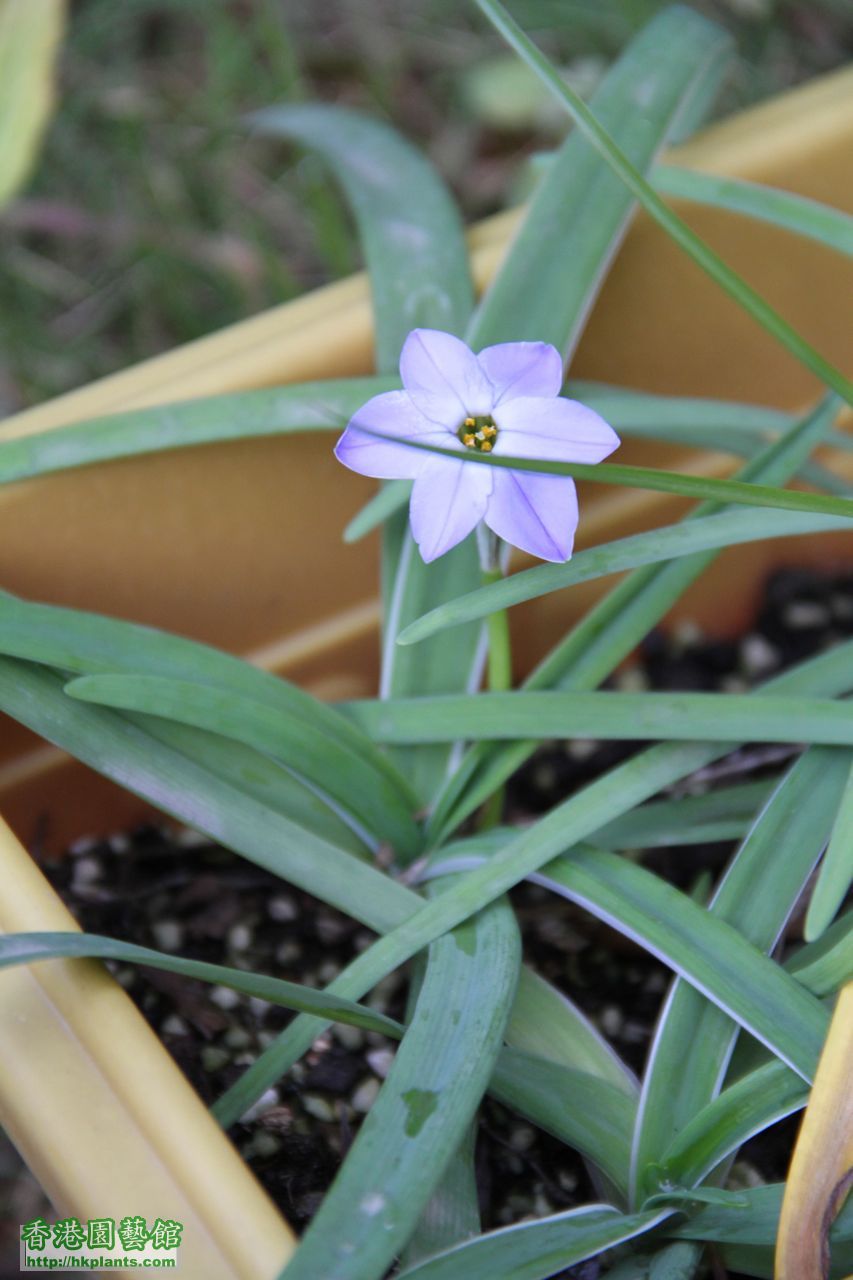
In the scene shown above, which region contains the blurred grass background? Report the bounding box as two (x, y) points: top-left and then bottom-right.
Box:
(0, 0), (850, 412)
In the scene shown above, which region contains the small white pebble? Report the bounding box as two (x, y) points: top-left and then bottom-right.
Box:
(509, 1125), (536, 1152)
(268, 894), (298, 922)
(740, 633), (778, 676)
(615, 666), (649, 692)
(240, 1088), (279, 1124)
(351, 1078), (381, 1112)
(783, 600), (830, 629)
(68, 835), (97, 857)
(366, 1048), (394, 1079)
(174, 825), (210, 848)
(275, 942), (300, 966)
(228, 923), (252, 952)
(302, 1094), (336, 1123)
(201, 1046), (231, 1073)
(108, 832), (131, 854)
(567, 738), (599, 761)
(151, 920), (183, 952)
(224, 1026), (251, 1050)
(161, 1013), (189, 1037)
(72, 855), (101, 887)
(248, 997), (270, 1018)
(247, 1131), (281, 1159)
(600, 1005), (623, 1037)
(210, 984), (242, 1010)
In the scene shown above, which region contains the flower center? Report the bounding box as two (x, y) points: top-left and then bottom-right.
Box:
(458, 414), (498, 453)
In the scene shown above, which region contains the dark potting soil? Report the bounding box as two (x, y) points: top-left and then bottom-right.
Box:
(5, 564), (853, 1278)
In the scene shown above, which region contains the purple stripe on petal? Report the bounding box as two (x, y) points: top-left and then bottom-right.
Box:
(335, 390), (454, 479)
(477, 341), (564, 404)
(400, 329), (493, 417)
(496, 396), (620, 464)
(409, 457), (492, 563)
(485, 469), (578, 563)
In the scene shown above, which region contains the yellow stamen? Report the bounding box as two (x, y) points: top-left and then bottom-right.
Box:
(481, 440), (493, 452)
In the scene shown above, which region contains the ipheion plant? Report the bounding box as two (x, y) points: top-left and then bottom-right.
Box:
(335, 328), (620, 562)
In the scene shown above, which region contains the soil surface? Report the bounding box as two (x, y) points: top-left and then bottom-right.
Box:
(2, 564), (852, 1278)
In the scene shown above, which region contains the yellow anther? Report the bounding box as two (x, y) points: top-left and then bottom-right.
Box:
(462, 433), (476, 447)
(464, 416), (476, 427)
(481, 440), (493, 452)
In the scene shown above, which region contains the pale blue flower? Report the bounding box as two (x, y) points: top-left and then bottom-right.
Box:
(335, 328), (619, 563)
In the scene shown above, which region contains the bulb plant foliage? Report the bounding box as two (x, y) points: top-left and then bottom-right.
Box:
(1, 4), (852, 1279)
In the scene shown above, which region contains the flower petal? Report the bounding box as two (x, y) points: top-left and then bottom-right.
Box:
(485, 469), (578, 563)
(496, 395), (620, 464)
(335, 390), (454, 479)
(400, 329), (493, 419)
(409, 458), (492, 563)
(477, 341), (564, 404)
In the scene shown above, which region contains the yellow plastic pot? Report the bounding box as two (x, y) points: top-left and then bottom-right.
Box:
(0, 68), (851, 1276)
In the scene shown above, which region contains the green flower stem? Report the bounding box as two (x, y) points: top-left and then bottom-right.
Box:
(479, 536), (513, 829)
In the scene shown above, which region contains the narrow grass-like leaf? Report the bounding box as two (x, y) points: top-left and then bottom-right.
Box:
(360, 427), (853, 519)
(475, 0), (853, 405)
(213, 653), (850, 1132)
(507, 964), (638, 1095)
(137, 718), (375, 857)
(214, 835), (638, 1134)
(489, 1049), (634, 1198)
(342, 689), (853, 749)
(592, 780), (773, 850)
(659, 1059), (807, 1192)
(666, 1182), (853, 1249)
(426, 396), (839, 839)
(531, 847), (829, 1081)
(254, 107), (485, 811)
(396, 1206), (668, 1280)
(0, 378), (394, 485)
(344, 479), (411, 542)
(0, 592), (420, 856)
(630, 747), (851, 1204)
(805, 759), (853, 940)
(0, 932), (402, 1039)
(249, 103), (473, 371)
(65, 672), (420, 856)
(653, 166), (853, 258)
(467, 5), (731, 357)
(0, 658), (415, 935)
(279, 898), (520, 1280)
(787, 911), (853, 996)
(398, 509), (851, 646)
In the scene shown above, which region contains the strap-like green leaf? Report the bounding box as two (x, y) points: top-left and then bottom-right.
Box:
(396, 1205), (667, 1280)
(279, 896), (520, 1280)
(529, 847), (828, 1081)
(398, 509), (851, 646)
(0, 592), (421, 856)
(629, 748), (850, 1205)
(467, 6), (733, 357)
(0, 931), (402, 1038)
(424, 395), (840, 840)
(342, 689), (853, 749)
(653, 166), (853, 258)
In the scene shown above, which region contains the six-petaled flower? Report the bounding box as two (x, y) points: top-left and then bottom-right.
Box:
(335, 328), (619, 563)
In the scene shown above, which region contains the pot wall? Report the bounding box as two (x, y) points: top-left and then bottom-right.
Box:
(0, 68), (851, 849)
